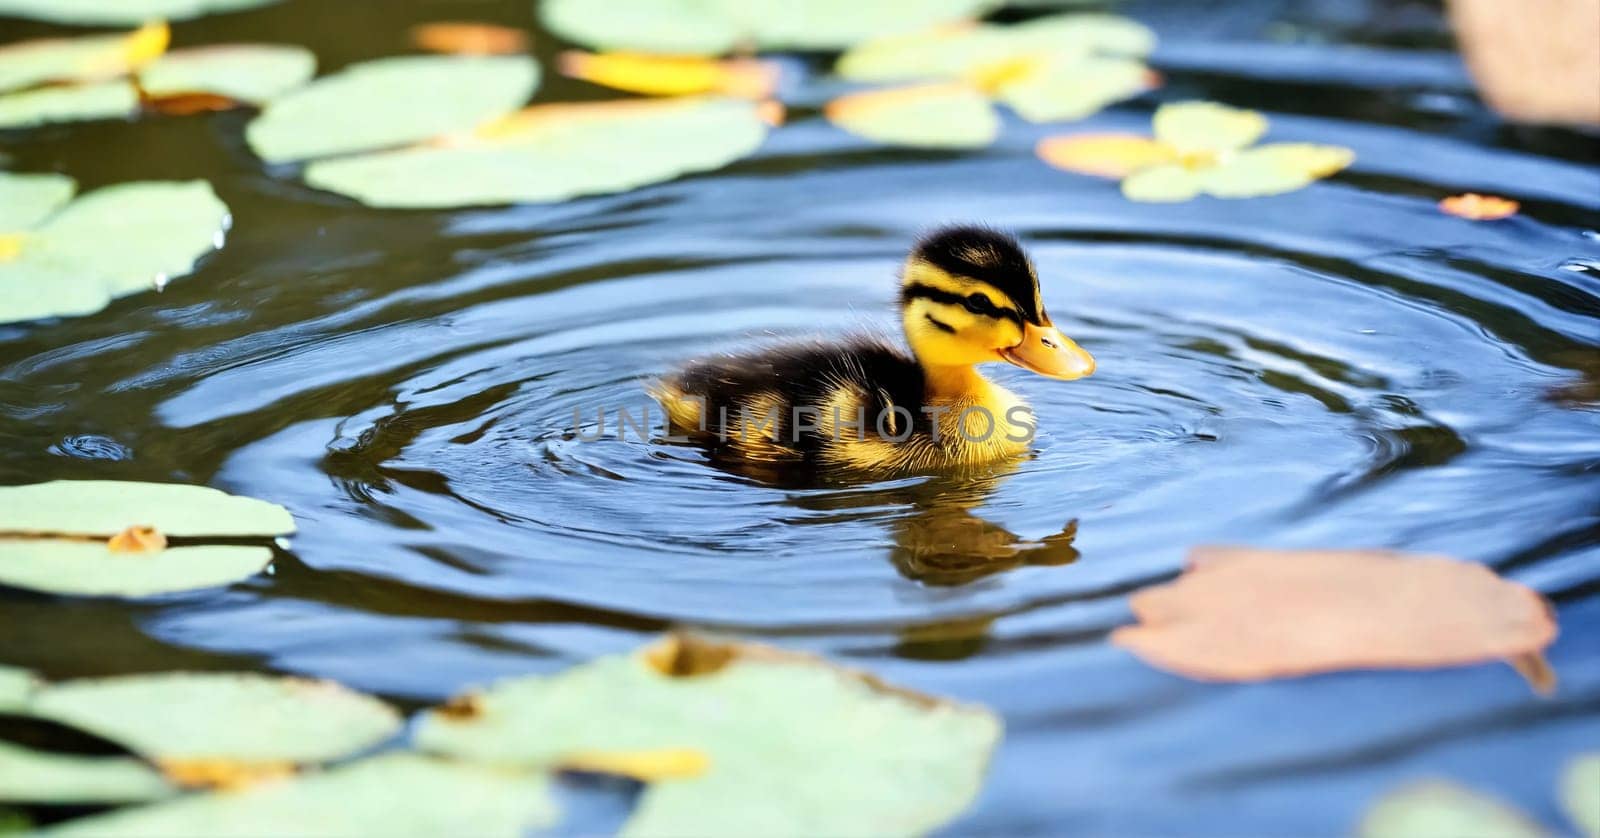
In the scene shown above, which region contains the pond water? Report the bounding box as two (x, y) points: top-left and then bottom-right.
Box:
(3, 0), (1599, 833)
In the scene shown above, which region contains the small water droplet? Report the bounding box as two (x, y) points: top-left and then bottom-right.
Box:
(153, 272), (169, 291)
(273, 537), (292, 550)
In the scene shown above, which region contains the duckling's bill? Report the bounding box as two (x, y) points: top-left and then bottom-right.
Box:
(1001, 322), (1095, 380)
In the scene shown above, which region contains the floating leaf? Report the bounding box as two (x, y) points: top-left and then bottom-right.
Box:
(0, 742), (173, 805)
(0, 480), (291, 595)
(1153, 100), (1267, 153)
(1119, 163), (1202, 202)
(1358, 781), (1544, 838)
(51, 753), (557, 837)
(0, 172), (74, 230)
(837, 13), (1153, 82)
(1565, 755), (1600, 838)
(410, 22), (529, 56)
(0, 80), (139, 129)
(29, 673), (399, 764)
(302, 96), (769, 209)
(0, 178), (229, 324)
(1201, 143), (1355, 198)
(1439, 192), (1520, 220)
(0, 0), (276, 25)
(245, 55), (539, 164)
(0, 667), (36, 712)
(0, 22), (170, 94)
(1035, 133), (1176, 178)
(1111, 547), (1557, 688)
(995, 54), (1153, 122)
(418, 633), (1001, 836)
(559, 50), (777, 99)
(138, 45), (316, 105)
(825, 82), (997, 148)
(541, 0), (995, 56)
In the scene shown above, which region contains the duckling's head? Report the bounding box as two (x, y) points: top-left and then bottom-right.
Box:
(899, 225), (1095, 380)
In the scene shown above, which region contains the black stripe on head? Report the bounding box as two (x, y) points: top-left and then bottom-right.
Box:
(902, 282), (1023, 327)
(913, 225), (1044, 324)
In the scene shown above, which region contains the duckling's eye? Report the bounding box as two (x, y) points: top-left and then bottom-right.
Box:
(963, 293), (997, 316)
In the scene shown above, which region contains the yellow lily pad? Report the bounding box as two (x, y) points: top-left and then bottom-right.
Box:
(1035, 132), (1177, 178)
(558, 50), (778, 99)
(416, 633), (1001, 837)
(51, 753), (557, 837)
(541, 0), (995, 56)
(1153, 100), (1267, 154)
(245, 55), (539, 164)
(301, 96), (770, 209)
(0, 22), (169, 94)
(825, 82), (998, 148)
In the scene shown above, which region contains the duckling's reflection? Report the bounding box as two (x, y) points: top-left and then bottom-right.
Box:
(720, 455), (1081, 587)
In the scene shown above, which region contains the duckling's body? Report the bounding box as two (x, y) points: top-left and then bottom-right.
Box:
(655, 226), (1094, 474)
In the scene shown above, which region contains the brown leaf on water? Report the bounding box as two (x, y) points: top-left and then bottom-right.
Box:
(1111, 547), (1558, 691)
(143, 92), (241, 115)
(1439, 192), (1520, 220)
(106, 525), (166, 553)
(409, 22), (528, 56)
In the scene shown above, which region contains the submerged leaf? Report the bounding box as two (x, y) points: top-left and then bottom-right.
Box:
(1359, 781), (1544, 838)
(1564, 754), (1600, 838)
(0, 22), (170, 94)
(0, 179), (229, 324)
(303, 96), (769, 209)
(1111, 547), (1558, 687)
(138, 44), (316, 105)
(417, 633), (1001, 837)
(0, 742), (173, 804)
(0, 80), (139, 129)
(245, 55), (539, 163)
(559, 50), (777, 99)
(541, 0), (995, 55)
(52, 753), (557, 838)
(0, 0), (276, 25)
(1153, 100), (1267, 154)
(410, 22), (529, 56)
(1439, 192), (1520, 220)
(825, 82), (998, 148)
(30, 673), (400, 764)
(1035, 132), (1176, 178)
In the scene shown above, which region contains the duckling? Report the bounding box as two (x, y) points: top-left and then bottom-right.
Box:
(653, 225), (1095, 472)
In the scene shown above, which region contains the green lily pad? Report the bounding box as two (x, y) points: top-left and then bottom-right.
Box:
(417, 634), (1001, 837)
(245, 55), (539, 164)
(0, 480), (292, 596)
(0, 172), (73, 230)
(1120, 163), (1201, 202)
(0, 0), (276, 25)
(139, 45), (316, 105)
(996, 54), (1150, 122)
(0, 180), (229, 324)
(0, 666), (37, 711)
(1200, 143), (1353, 198)
(837, 12), (1153, 82)
(0, 743), (173, 805)
(1564, 754), (1600, 838)
(1153, 100), (1266, 154)
(50, 753), (557, 837)
(825, 82), (997, 148)
(0, 30), (147, 94)
(1359, 781), (1544, 838)
(0, 80), (138, 129)
(542, 0), (996, 55)
(29, 673), (400, 764)
(302, 96), (769, 209)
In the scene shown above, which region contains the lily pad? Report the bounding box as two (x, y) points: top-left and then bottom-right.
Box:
(302, 96), (770, 209)
(0, 667), (36, 712)
(410, 22), (529, 56)
(29, 673), (400, 764)
(1110, 547), (1558, 687)
(0, 80), (138, 129)
(0, 22), (170, 94)
(1153, 99), (1266, 153)
(0, 179), (229, 324)
(417, 634), (1001, 836)
(837, 13), (1153, 82)
(1565, 754), (1600, 838)
(0, 742), (173, 805)
(559, 51), (778, 98)
(1358, 781), (1544, 838)
(0, 0), (276, 25)
(541, 0), (996, 55)
(994, 54), (1152, 122)
(139, 45), (316, 105)
(51, 753), (557, 837)
(1440, 192), (1520, 221)
(0, 480), (291, 596)
(825, 82), (997, 148)
(0, 172), (74, 230)
(245, 55), (539, 164)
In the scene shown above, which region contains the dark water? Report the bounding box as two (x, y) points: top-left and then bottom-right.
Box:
(3, 0), (1599, 833)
